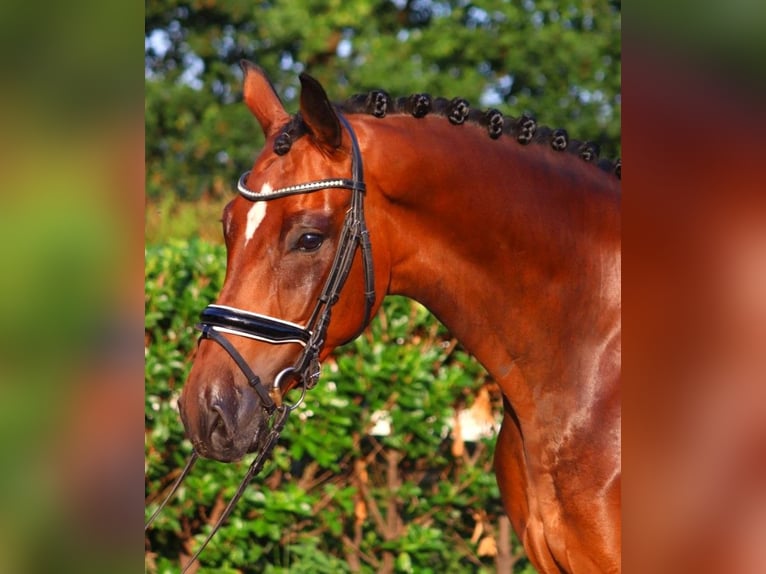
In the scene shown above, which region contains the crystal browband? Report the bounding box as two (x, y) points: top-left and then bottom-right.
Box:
(237, 172), (365, 201)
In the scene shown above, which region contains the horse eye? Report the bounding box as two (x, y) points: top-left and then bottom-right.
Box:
(295, 232), (324, 252)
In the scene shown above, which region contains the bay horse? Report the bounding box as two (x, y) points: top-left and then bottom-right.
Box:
(178, 61), (621, 573)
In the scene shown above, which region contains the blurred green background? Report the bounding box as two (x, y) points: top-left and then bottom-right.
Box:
(0, 0), (142, 572)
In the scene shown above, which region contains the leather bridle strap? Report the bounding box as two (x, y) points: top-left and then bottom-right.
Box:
(199, 325), (277, 411)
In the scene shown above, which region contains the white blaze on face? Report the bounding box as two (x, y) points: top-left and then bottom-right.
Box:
(244, 198), (268, 246)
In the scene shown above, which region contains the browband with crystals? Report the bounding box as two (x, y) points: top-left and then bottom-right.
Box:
(237, 173), (365, 201)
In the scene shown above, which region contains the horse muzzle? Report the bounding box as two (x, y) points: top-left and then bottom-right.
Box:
(179, 311), (310, 462)
(178, 372), (271, 462)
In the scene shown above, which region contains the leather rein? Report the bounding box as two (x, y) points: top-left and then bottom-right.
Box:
(145, 114), (375, 571)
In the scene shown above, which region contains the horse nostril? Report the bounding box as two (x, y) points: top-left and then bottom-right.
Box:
(210, 403), (235, 439)
(183, 375), (271, 462)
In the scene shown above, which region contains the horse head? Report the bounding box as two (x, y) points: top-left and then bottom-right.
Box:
(179, 62), (384, 462)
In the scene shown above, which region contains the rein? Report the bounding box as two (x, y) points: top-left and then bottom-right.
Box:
(145, 114), (375, 571)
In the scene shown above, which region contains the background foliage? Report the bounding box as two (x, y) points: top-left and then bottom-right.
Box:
(146, 1), (620, 571)
(145, 241), (527, 572)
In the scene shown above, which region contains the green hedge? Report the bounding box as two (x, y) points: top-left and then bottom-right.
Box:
(145, 239), (533, 573)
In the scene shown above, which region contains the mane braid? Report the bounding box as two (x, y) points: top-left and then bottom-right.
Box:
(275, 89), (621, 179)
(272, 114), (308, 156)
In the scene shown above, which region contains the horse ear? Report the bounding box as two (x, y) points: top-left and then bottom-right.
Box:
(299, 73), (342, 150)
(240, 60), (290, 136)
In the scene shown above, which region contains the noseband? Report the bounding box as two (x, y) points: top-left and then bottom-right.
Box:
(196, 114), (375, 413)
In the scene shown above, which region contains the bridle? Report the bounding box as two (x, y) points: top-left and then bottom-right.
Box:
(198, 113), (374, 411)
(145, 114), (375, 571)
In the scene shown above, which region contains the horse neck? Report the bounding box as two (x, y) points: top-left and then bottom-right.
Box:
(357, 114), (621, 396)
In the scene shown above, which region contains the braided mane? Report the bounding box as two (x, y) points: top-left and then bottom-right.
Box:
(275, 90), (621, 179)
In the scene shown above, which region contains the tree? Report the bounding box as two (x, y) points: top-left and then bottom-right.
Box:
(146, 0), (621, 202)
